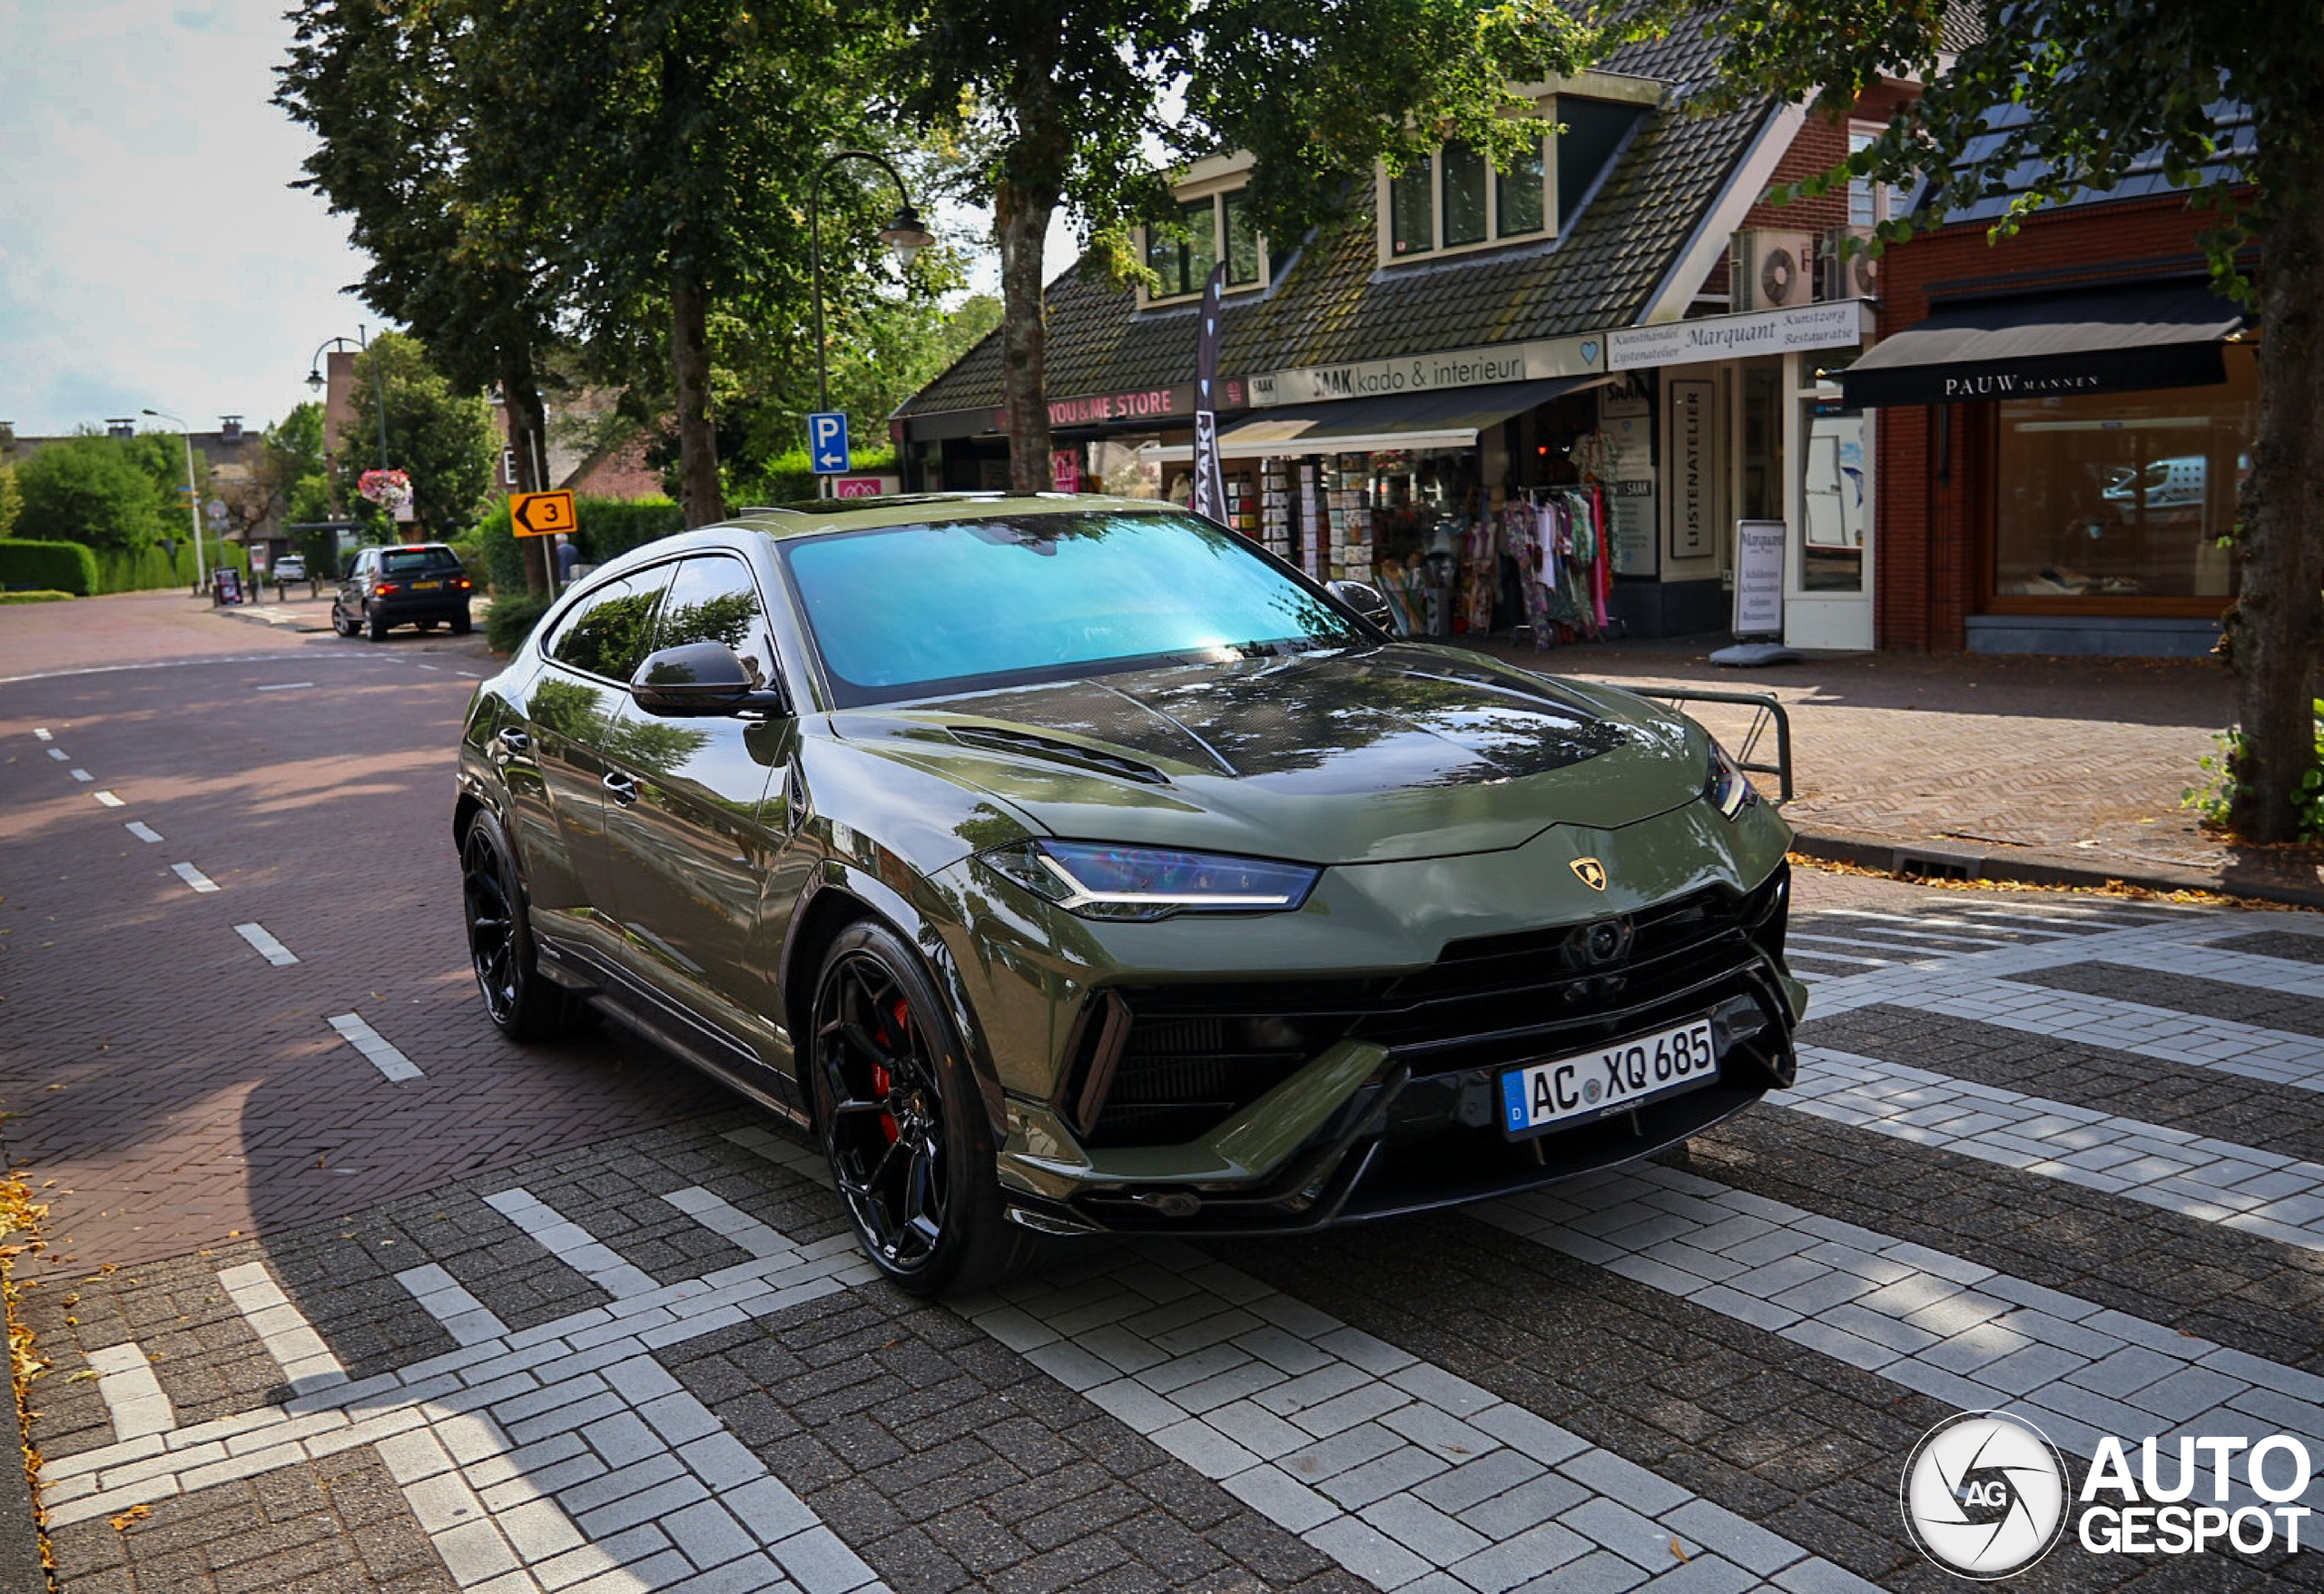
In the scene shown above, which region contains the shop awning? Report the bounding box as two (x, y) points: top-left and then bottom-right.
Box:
(1839, 281), (2248, 408)
(1142, 375), (1607, 462)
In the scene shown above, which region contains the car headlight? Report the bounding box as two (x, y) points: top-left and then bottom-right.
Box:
(1705, 740), (1759, 820)
(981, 839), (1319, 921)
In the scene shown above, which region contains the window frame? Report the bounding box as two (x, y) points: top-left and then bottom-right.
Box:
(1138, 180), (1268, 307)
(1378, 108), (1556, 266)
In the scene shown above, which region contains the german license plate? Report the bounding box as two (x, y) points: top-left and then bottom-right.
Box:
(411, 579), (442, 590)
(1499, 1017), (1719, 1138)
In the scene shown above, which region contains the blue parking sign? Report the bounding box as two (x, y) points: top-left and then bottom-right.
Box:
(808, 411), (851, 475)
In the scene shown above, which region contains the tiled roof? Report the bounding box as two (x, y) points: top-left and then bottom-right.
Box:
(1934, 97), (2253, 226)
(903, 18), (1775, 419)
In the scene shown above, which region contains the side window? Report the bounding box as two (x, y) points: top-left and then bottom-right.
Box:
(547, 571), (667, 683)
(652, 556), (772, 679)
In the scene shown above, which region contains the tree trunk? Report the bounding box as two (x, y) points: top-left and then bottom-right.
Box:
(995, 72), (1066, 497)
(497, 344), (554, 595)
(2229, 178), (2324, 843)
(671, 275), (723, 528)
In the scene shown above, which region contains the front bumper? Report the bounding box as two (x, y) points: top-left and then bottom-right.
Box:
(970, 800), (1803, 1236)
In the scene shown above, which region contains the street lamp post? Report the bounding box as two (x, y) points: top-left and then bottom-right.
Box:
(306, 327), (391, 471)
(141, 407), (208, 595)
(808, 151), (934, 485)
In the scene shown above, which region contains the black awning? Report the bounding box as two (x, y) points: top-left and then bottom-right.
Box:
(1839, 282), (2246, 408)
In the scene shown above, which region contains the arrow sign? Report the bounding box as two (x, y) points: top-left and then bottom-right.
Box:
(509, 489), (576, 537)
(807, 411), (850, 476)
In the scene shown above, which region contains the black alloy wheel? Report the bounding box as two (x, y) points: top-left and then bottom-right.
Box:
(459, 810), (580, 1040)
(810, 920), (1032, 1294)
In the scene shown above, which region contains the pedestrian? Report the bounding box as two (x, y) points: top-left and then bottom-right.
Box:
(557, 537), (580, 582)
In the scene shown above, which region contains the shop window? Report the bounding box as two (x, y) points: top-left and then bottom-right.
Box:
(1990, 346), (2255, 606)
(1142, 189), (1264, 302)
(1384, 133), (1549, 261)
(1847, 128), (1904, 230)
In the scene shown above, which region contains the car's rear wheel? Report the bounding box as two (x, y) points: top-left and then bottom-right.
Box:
(460, 810), (583, 1040)
(451, 613), (473, 635)
(366, 607), (389, 642)
(810, 920), (1037, 1296)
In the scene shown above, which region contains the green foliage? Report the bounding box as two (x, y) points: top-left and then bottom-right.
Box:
(0, 539), (100, 595)
(0, 463), (21, 538)
(334, 332), (499, 536)
(485, 589), (555, 655)
(729, 448), (898, 509)
(475, 496), (685, 599)
(91, 540), (248, 596)
(13, 436), (166, 551)
(0, 591), (74, 605)
(2183, 703), (2324, 842)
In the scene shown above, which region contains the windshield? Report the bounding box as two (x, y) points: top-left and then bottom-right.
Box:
(382, 547), (462, 575)
(783, 511), (1364, 706)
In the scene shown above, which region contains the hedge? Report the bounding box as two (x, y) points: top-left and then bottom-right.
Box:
(0, 590), (74, 605)
(0, 540), (99, 595)
(476, 495), (686, 596)
(91, 540), (248, 595)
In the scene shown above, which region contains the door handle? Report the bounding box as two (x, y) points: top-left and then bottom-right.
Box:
(603, 771), (638, 807)
(496, 726), (530, 754)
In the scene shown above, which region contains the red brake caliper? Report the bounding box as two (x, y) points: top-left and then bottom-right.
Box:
(871, 997), (908, 1144)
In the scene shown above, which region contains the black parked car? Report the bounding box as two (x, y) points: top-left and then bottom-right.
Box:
(334, 544), (474, 640)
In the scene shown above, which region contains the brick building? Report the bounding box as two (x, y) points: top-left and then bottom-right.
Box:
(1838, 104), (2254, 656)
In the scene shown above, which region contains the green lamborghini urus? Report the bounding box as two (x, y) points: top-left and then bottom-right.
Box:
(454, 496), (1806, 1294)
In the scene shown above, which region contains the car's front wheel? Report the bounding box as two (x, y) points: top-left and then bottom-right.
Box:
(330, 604), (355, 637)
(810, 920), (1038, 1296)
(460, 809), (583, 1040)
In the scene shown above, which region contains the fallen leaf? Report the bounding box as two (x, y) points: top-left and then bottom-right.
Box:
(110, 1505), (152, 1531)
(1670, 1539), (1691, 1562)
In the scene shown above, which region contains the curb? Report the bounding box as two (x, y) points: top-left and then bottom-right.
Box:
(1790, 825), (2324, 911)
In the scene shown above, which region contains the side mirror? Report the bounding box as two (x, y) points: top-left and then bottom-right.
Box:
(1327, 578), (1394, 634)
(630, 641), (790, 718)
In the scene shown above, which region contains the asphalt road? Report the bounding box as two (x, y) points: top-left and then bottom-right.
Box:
(2, 590), (2319, 1594)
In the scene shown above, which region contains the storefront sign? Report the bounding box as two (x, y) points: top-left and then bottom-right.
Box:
(1600, 369), (1652, 419)
(1610, 301), (1870, 370)
(1049, 451), (1082, 493)
(1732, 519), (1787, 636)
(1251, 332), (1604, 407)
(1600, 411), (1657, 576)
(1669, 379), (1714, 560)
(1046, 386), (1193, 427)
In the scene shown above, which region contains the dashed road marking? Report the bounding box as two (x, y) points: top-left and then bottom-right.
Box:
(218, 1263), (350, 1397)
(44, 747), (66, 762)
(328, 1012), (423, 1082)
(91, 790), (124, 808)
(169, 861), (220, 893)
(84, 1343), (173, 1441)
(252, 681), (315, 691)
(232, 921), (299, 966)
(482, 1189), (657, 1299)
(69, 767), (93, 782)
(33, 727), (51, 740)
(124, 822), (162, 843)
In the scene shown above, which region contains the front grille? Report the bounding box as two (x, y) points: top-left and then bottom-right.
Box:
(1070, 863), (1790, 1147)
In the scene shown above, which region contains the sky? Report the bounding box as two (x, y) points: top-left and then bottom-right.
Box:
(0, 1), (1050, 445)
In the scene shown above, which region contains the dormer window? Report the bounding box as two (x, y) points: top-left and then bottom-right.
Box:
(1384, 134), (1549, 261)
(1142, 187), (1264, 304)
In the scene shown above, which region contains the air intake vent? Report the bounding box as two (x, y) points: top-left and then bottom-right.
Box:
(948, 726), (1168, 785)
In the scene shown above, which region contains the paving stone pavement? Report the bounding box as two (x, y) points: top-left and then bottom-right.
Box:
(9, 592), (2324, 1593)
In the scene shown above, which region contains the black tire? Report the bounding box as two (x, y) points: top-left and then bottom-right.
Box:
(809, 920), (1040, 1296)
(366, 606), (389, 642)
(450, 612), (473, 635)
(417, 620), (438, 634)
(459, 809), (584, 1040)
(330, 604), (355, 638)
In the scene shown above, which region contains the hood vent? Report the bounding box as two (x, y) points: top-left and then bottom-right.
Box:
(948, 725), (1170, 786)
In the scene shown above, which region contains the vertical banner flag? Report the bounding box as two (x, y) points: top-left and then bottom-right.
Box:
(1191, 261), (1229, 526)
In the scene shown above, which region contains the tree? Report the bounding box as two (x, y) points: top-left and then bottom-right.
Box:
(13, 435), (169, 551)
(892, 0), (1606, 492)
(335, 333), (498, 537)
(1679, 2), (2324, 841)
(278, 0), (566, 591)
(0, 462), (24, 539)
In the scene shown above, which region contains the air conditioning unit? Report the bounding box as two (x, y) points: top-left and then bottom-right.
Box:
(1818, 224), (1880, 300)
(1729, 229), (1814, 311)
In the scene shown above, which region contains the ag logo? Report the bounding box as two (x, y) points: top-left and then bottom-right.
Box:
(1570, 857), (1608, 891)
(1902, 1411), (2069, 1579)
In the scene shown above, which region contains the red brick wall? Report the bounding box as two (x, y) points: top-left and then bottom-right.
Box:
(1872, 196), (2230, 652)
